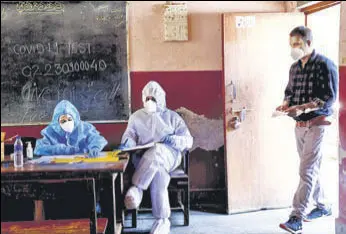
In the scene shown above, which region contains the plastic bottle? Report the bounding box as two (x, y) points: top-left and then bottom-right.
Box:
(14, 136), (24, 168)
(26, 142), (33, 160)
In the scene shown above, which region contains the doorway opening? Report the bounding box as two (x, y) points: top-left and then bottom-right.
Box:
(305, 1), (341, 217)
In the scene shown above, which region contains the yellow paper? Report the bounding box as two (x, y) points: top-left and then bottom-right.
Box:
(52, 151), (121, 164)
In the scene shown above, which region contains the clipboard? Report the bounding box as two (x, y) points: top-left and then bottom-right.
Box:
(120, 142), (156, 152)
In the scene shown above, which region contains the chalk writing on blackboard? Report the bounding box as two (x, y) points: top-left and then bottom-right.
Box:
(95, 5), (125, 27)
(16, 1), (64, 15)
(1, 1), (129, 125)
(1, 7), (6, 19)
(11, 42), (91, 55)
(21, 59), (107, 78)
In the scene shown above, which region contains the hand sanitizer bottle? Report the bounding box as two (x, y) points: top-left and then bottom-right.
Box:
(26, 142), (34, 160)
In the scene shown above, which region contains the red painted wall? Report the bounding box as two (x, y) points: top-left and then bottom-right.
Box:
(0, 121), (127, 148)
(1, 70), (224, 193)
(1, 70), (223, 144)
(130, 71), (225, 192)
(130, 71), (223, 119)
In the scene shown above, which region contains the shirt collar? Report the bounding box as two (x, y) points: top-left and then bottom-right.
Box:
(298, 49), (317, 67)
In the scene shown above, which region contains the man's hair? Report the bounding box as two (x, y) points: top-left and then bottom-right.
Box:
(289, 26), (313, 43)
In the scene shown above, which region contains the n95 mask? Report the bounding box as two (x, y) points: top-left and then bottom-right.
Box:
(289, 36), (310, 61)
(59, 114), (75, 133)
(290, 47), (305, 61)
(144, 100), (157, 113)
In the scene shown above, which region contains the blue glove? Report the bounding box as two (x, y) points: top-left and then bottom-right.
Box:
(88, 148), (100, 158)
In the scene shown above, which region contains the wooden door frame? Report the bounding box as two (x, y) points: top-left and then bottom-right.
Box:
(221, 13), (229, 214)
(300, 1), (341, 25)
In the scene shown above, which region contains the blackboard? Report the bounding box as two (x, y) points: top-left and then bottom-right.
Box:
(1, 1), (129, 125)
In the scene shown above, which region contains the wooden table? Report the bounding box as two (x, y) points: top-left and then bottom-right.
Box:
(1, 153), (129, 234)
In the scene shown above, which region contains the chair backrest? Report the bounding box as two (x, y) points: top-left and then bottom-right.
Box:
(175, 111), (190, 176)
(181, 150), (190, 175)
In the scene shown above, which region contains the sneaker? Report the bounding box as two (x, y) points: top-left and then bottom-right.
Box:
(279, 216), (302, 234)
(305, 207), (332, 221)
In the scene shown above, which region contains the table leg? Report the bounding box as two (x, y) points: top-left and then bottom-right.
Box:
(115, 173), (124, 225)
(87, 178), (97, 234)
(104, 173), (118, 234)
(34, 200), (45, 221)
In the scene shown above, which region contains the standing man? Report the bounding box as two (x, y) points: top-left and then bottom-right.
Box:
(277, 26), (338, 233)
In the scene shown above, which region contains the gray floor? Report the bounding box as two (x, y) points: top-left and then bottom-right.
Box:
(123, 208), (335, 234)
(122, 135), (339, 234)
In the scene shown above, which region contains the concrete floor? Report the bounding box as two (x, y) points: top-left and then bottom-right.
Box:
(123, 208), (336, 234)
(122, 126), (339, 234)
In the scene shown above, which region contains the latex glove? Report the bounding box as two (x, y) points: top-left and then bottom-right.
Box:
(118, 139), (131, 150)
(162, 134), (176, 147)
(88, 148), (100, 158)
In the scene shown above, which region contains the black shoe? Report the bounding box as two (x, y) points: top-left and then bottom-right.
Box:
(305, 207), (332, 222)
(279, 216), (302, 234)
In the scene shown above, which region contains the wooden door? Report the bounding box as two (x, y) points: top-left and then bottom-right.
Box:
(223, 13), (304, 213)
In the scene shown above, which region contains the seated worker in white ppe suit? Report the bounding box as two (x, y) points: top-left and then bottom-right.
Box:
(119, 81), (193, 234)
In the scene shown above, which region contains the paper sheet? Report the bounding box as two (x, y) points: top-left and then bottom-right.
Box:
(26, 155), (84, 164)
(272, 110), (288, 118)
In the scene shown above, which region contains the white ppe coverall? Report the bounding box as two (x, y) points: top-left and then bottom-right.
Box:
(121, 81), (193, 233)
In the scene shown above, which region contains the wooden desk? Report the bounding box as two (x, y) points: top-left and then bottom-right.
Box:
(1, 153), (129, 234)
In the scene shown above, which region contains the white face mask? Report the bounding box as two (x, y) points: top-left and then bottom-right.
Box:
(60, 120), (74, 133)
(144, 100), (157, 113)
(290, 47), (305, 61)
